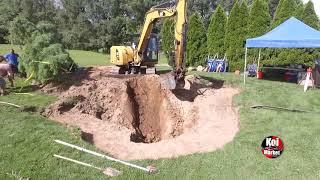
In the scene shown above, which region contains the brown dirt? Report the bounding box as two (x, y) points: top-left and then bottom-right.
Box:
(42, 66), (240, 160)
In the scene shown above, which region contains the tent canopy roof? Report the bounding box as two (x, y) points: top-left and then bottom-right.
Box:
(246, 17), (320, 48)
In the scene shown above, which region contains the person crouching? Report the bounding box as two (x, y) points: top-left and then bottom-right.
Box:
(0, 56), (14, 87)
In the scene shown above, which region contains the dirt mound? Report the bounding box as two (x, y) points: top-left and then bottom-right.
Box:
(42, 66), (240, 160)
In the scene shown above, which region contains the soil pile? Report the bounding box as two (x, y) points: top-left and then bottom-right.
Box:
(42, 67), (240, 160)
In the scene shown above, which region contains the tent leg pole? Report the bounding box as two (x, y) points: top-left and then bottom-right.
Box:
(257, 49), (261, 76)
(244, 47), (248, 84)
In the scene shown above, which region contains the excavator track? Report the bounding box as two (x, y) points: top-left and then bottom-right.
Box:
(110, 65), (179, 89)
(110, 66), (156, 75)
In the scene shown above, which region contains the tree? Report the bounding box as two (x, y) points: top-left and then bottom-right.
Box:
(269, 0), (280, 17)
(0, 27), (7, 43)
(161, 19), (175, 60)
(225, 0), (249, 71)
(289, 1), (320, 68)
(94, 16), (130, 52)
(188, 0), (215, 24)
(127, 0), (160, 25)
(186, 13), (207, 66)
(0, 0), (23, 43)
(0, 0), (58, 44)
(36, 21), (62, 44)
(8, 16), (36, 45)
(272, 0), (284, 24)
(58, 0), (145, 51)
(237, 0), (249, 69)
(248, 0), (271, 38)
(266, 0), (319, 67)
(225, 0), (240, 71)
(295, 2), (305, 20)
(248, 0), (271, 63)
(225, 1), (240, 53)
(239, 0), (249, 37)
(220, 0), (255, 14)
(221, 0), (236, 13)
(207, 5), (227, 57)
(301, 1), (319, 29)
(20, 0), (57, 24)
(272, 0), (297, 28)
(56, 0), (96, 50)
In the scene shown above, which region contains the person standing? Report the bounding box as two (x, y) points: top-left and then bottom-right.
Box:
(4, 49), (20, 73)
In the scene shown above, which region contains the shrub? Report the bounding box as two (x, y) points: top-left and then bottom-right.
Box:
(19, 33), (76, 83)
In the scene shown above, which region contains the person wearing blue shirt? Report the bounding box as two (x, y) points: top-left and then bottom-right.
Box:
(4, 49), (19, 73)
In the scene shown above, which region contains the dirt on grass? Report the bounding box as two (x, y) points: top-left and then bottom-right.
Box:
(42, 66), (240, 160)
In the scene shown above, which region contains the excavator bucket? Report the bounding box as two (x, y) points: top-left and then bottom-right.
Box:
(160, 73), (176, 90)
(160, 72), (188, 90)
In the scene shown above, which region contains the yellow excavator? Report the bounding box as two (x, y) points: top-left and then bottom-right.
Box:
(110, 0), (187, 89)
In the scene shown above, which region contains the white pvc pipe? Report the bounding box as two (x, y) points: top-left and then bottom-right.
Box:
(55, 140), (150, 173)
(0, 101), (21, 108)
(244, 47), (248, 84)
(54, 154), (102, 170)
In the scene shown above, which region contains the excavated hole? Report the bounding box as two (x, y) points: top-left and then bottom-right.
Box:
(42, 67), (240, 160)
(46, 75), (186, 144)
(126, 77), (175, 144)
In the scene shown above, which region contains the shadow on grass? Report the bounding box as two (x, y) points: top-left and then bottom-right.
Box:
(172, 75), (225, 102)
(43, 67), (97, 92)
(198, 75), (225, 89)
(9, 85), (39, 94)
(3, 68), (97, 95)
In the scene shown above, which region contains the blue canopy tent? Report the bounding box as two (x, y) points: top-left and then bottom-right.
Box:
(244, 17), (320, 84)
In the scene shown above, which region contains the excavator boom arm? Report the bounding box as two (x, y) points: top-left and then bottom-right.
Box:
(136, 0), (187, 71)
(174, 0), (187, 71)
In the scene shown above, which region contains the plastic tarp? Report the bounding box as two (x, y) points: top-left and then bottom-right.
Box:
(246, 17), (320, 48)
(207, 59), (227, 72)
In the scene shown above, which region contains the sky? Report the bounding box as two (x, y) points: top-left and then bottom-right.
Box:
(303, 0), (320, 17)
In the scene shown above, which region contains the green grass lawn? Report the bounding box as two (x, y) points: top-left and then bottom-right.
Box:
(68, 50), (109, 67)
(1, 73), (320, 179)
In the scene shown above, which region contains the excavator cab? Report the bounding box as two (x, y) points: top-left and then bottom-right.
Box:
(142, 34), (159, 63)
